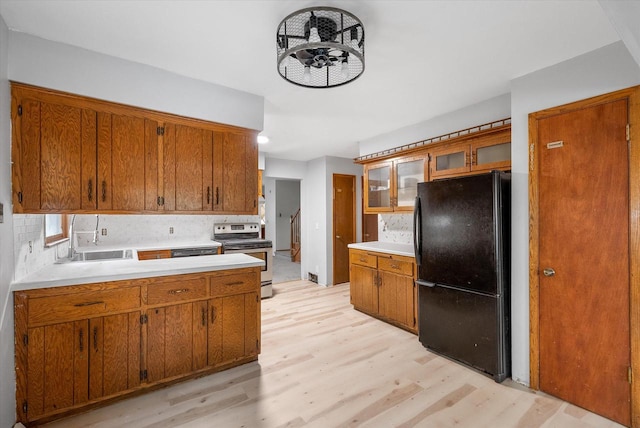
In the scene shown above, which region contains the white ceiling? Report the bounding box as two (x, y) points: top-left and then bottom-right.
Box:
(0, 1), (622, 161)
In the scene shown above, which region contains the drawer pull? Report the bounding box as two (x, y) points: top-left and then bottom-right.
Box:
(168, 288), (190, 295)
(74, 301), (105, 307)
(79, 328), (84, 352)
(391, 263), (400, 269)
(201, 307), (206, 326)
(225, 281), (244, 286)
(359, 257), (367, 262)
(93, 326), (98, 352)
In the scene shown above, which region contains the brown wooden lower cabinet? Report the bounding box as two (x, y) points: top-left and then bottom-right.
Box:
(349, 248), (417, 333)
(14, 267), (261, 426)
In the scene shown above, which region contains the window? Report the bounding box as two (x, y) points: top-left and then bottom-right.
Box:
(45, 214), (68, 245)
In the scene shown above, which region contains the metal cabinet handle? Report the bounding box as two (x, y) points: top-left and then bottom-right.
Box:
(168, 288), (190, 295)
(211, 307), (217, 324)
(74, 301), (104, 307)
(88, 179), (93, 202)
(225, 281), (243, 286)
(201, 307), (206, 326)
(390, 263), (400, 269)
(101, 180), (107, 202)
(93, 326), (98, 352)
(543, 268), (555, 277)
(79, 328), (84, 352)
(215, 187), (219, 205)
(207, 186), (211, 204)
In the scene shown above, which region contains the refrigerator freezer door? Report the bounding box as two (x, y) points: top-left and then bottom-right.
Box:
(417, 172), (504, 296)
(418, 284), (509, 382)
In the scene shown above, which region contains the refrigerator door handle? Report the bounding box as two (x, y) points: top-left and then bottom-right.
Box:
(413, 196), (422, 266)
(416, 279), (435, 287)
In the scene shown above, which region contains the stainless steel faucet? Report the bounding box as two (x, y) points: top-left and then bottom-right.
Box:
(68, 214), (77, 258)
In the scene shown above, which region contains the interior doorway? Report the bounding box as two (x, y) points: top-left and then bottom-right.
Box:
(333, 174), (356, 285)
(529, 86), (640, 426)
(272, 179), (302, 284)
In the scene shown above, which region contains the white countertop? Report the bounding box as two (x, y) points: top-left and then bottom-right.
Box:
(75, 240), (222, 253)
(12, 253), (263, 291)
(348, 241), (415, 258)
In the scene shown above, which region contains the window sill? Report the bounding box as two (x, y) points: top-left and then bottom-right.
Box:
(45, 237), (69, 248)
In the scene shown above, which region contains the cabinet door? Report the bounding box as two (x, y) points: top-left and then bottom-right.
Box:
(349, 264), (379, 315)
(14, 98), (97, 211)
(430, 143), (470, 180)
(378, 271), (415, 330)
(163, 123), (213, 211)
(208, 292), (260, 367)
(147, 303), (195, 382)
(26, 322), (84, 419)
(395, 156), (426, 211)
(471, 139), (511, 173)
(89, 312), (141, 399)
(364, 161), (393, 213)
(213, 131), (258, 214)
(98, 113), (157, 211)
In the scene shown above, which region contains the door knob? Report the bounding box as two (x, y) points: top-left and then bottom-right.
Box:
(336, 235), (341, 239)
(543, 268), (555, 277)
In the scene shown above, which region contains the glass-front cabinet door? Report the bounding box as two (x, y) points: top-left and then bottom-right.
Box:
(430, 142), (470, 179)
(364, 161), (393, 212)
(471, 137), (511, 172)
(395, 156), (426, 211)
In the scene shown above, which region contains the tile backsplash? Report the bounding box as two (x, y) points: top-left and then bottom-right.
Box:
(13, 214), (258, 282)
(378, 213), (413, 245)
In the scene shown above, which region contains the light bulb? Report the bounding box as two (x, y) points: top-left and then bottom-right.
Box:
(303, 66), (311, 83)
(350, 39), (359, 50)
(341, 60), (349, 79)
(309, 27), (321, 43)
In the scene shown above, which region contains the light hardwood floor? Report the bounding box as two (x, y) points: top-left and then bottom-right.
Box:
(44, 281), (623, 428)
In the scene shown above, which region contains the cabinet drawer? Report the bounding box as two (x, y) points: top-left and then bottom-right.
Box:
(378, 256), (414, 276)
(211, 272), (258, 296)
(147, 276), (208, 305)
(28, 286), (140, 325)
(350, 251), (377, 268)
(137, 249), (172, 260)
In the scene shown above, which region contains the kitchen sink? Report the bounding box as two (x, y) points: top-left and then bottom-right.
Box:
(57, 249), (134, 263)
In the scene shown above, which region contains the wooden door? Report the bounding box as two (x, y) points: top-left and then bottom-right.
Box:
(16, 99), (96, 211)
(208, 293), (259, 366)
(98, 113), (156, 211)
(213, 131), (256, 213)
(89, 312), (141, 399)
(378, 271), (414, 330)
(364, 161), (394, 213)
(536, 99), (630, 425)
(429, 142), (470, 180)
(350, 264), (378, 315)
(333, 174), (356, 285)
(163, 123), (213, 211)
(26, 322), (82, 419)
(146, 303), (194, 382)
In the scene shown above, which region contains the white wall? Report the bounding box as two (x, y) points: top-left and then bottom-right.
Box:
(8, 31), (263, 131)
(359, 93), (511, 157)
(0, 13), (15, 428)
(509, 41), (640, 386)
(275, 180), (300, 251)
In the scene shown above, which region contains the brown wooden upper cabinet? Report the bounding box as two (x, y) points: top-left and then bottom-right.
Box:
(364, 155), (427, 214)
(11, 83), (258, 215)
(430, 130), (511, 180)
(360, 125), (510, 214)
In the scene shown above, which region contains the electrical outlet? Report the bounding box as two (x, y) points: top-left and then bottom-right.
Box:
(169, 227), (174, 234)
(101, 228), (107, 236)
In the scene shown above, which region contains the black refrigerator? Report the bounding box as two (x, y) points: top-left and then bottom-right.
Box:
(413, 171), (510, 382)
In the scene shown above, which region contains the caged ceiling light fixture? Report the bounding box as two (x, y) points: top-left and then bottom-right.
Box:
(276, 6), (365, 88)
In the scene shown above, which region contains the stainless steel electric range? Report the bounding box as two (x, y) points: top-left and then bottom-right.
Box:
(213, 223), (273, 298)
